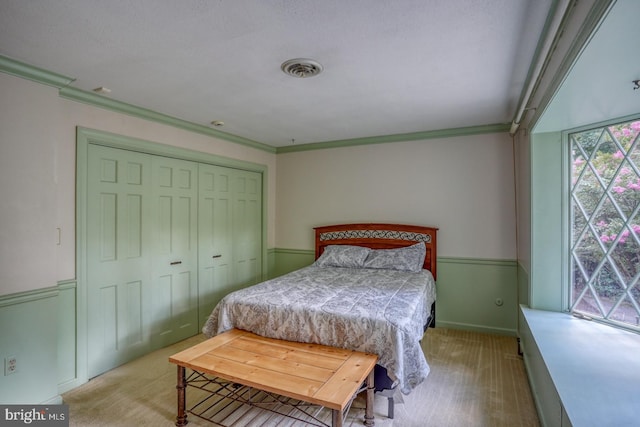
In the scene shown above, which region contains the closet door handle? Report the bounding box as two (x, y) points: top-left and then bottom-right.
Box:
(170, 261), (182, 265)
(212, 254), (222, 259)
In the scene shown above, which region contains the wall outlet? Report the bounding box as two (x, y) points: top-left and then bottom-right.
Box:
(5, 356), (17, 375)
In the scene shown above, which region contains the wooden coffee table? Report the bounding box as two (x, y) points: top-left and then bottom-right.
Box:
(169, 329), (377, 426)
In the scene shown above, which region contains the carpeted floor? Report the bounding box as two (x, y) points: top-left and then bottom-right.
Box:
(62, 328), (539, 426)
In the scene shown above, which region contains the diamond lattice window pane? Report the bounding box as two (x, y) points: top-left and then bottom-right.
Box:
(609, 229), (640, 284)
(592, 199), (624, 250)
(593, 262), (625, 315)
(573, 166), (604, 220)
(573, 286), (603, 317)
(573, 230), (604, 280)
(571, 148), (588, 186)
(609, 121), (640, 153)
(629, 137), (640, 165)
(571, 128), (603, 160)
(610, 159), (640, 218)
(609, 295), (640, 326)
(571, 203), (588, 247)
(570, 119), (640, 330)
(591, 133), (623, 187)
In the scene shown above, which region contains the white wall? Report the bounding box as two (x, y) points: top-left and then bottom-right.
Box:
(0, 72), (277, 296)
(276, 133), (517, 259)
(0, 73), (60, 296)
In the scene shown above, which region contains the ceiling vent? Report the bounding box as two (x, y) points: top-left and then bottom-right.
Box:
(281, 58), (323, 78)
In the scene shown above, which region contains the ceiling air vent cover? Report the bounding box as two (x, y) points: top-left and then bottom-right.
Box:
(281, 58), (323, 78)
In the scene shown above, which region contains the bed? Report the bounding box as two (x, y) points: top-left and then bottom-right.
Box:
(202, 223), (438, 417)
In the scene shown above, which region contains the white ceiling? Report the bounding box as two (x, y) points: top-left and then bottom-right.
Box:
(0, 0), (553, 147)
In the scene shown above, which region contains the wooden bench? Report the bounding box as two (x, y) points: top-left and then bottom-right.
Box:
(169, 329), (378, 426)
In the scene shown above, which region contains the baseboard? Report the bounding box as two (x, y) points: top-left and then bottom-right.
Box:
(435, 320), (517, 337)
(42, 394), (64, 405)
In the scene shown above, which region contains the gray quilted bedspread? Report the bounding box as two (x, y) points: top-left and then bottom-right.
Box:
(202, 265), (436, 394)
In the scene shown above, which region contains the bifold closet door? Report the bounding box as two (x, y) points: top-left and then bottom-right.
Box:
(198, 164), (234, 328)
(86, 143), (263, 376)
(86, 145), (153, 378)
(233, 171), (262, 290)
(150, 156), (199, 348)
(198, 165), (262, 328)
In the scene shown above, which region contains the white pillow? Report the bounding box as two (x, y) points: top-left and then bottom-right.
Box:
(363, 242), (426, 272)
(314, 245), (371, 268)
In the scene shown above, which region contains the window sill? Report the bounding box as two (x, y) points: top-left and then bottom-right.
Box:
(519, 306), (640, 427)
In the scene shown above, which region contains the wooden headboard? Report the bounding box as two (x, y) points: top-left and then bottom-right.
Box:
(314, 223), (438, 280)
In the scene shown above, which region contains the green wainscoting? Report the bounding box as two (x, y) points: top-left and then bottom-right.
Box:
(436, 257), (518, 335)
(269, 248), (316, 279)
(57, 280), (77, 393)
(0, 287), (61, 404)
(273, 250), (519, 335)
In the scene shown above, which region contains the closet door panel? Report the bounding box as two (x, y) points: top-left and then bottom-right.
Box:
(87, 145), (152, 378)
(233, 171), (262, 290)
(198, 164), (234, 328)
(151, 157), (198, 348)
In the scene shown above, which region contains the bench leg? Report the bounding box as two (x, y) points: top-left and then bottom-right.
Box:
(332, 409), (343, 427)
(365, 369), (375, 426)
(175, 366), (188, 426)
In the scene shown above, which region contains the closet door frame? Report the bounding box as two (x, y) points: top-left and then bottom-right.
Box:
(75, 127), (268, 387)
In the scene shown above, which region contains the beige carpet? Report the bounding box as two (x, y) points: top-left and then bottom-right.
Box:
(62, 328), (539, 426)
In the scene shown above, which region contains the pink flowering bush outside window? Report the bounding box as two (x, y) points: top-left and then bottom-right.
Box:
(570, 119), (640, 330)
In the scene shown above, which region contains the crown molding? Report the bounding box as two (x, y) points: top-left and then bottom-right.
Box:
(59, 86), (276, 153)
(0, 54), (75, 88)
(276, 123), (511, 153)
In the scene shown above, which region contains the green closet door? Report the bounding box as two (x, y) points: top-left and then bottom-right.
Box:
(150, 156), (199, 349)
(86, 145), (153, 378)
(84, 138), (263, 377)
(198, 166), (262, 328)
(233, 170), (262, 290)
(198, 164), (234, 328)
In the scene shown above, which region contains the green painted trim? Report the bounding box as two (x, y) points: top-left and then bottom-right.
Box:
(274, 248), (315, 256)
(57, 279), (77, 291)
(0, 54), (75, 88)
(61, 87), (276, 153)
(272, 251), (518, 267)
(75, 127), (90, 386)
(436, 320), (517, 337)
(438, 257), (517, 267)
(57, 281), (77, 393)
(0, 286), (59, 308)
(276, 123), (511, 153)
(77, 127), (267, 172)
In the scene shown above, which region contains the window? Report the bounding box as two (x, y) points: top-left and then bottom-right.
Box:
(570, 118), (640, 330)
